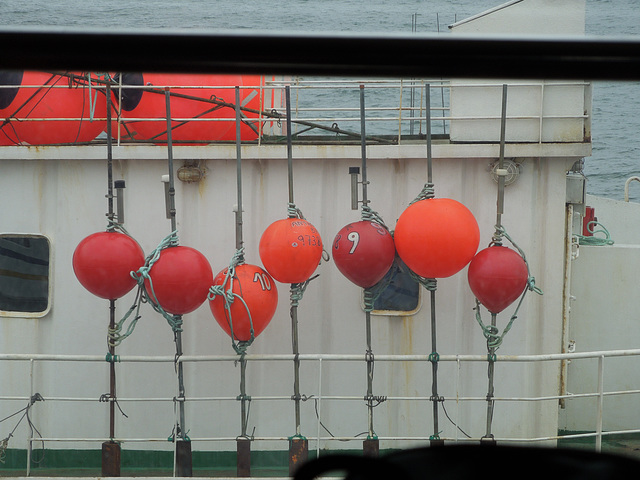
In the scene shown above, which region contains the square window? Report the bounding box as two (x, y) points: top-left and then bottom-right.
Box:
(0, 235), (51, 317)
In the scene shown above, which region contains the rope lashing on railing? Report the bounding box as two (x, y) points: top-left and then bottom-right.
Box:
(108, 230), (181, 347)
(207, 248), (256, 356)
(576, 221), (615, 246)
(475, 226), (543, 350)
(0, 393), (44, 464)
(99, 393), (128, 419)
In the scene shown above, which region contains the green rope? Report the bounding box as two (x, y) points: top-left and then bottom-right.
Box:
(108, 231), (181, 347)
(410, 182), (435, 204)
(576, 221), (615, 246)
(207, 248), (255, 356)
(106, 220), (132, 236)
(408, 269), (437, 292)
(290, 275), (318, 308)
(287, 202), (305, 219)
(474, 226), (543, 350)
(360, 204), (388, 229)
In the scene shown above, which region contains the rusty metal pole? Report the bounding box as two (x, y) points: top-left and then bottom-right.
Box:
(284, 85), (308, 476)
(102, 82), (121, 477)
(164, 88), (192, 477)
(234, 86), (252, 478)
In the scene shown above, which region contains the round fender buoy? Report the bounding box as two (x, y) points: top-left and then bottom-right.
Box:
(394, 198), (480, 278)
(259, 218), (323, 284)
(0, 71), (107, 146)
(210, 264), (278, 341)
(73, 231), (145, 300)
(115, 73), (263, 145)
(468, 245), (528, 314)
(145, 246), (213, 315)
(333, 221), (395, 288)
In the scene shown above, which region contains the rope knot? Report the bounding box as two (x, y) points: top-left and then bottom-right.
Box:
(410, 182), (435, 204)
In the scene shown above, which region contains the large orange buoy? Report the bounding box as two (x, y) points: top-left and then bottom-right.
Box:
(72, 231), (145, 300)
(394, 198), (480, 278)
(210, 263), (278, 341)
(468, 245), (529, 314)
(333, 220), (395, 288)
(114, 73), (263, 145)
(0, 71), (107, 146)
(145, 246), (213, 315)
(259, 218), (323, 284)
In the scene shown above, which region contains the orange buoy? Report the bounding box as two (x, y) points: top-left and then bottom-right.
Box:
(145, 246), (213, 315)
(210, 263), (278, 341)
(333, 221), (395, 288)
(468, 245), (528, 314)
(0, 71), (107, 146)
(114, 73), (263, 145)
(394, 198), (480, 278)
(259, 218), (323, 284)
(72, 231), (145, 300)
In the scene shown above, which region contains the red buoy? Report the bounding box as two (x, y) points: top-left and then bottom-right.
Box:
(333, 221), (395, 288)
(73, 231), (145, 300)
(114, 73), (263, 145)
(394, 198), (480, 278)
(0, 71), (107, 146)
(210, 264), (278, 341)
(468, 245), (529, 314)
(259, 218), (323, 284)
(145, 246), (213, 315)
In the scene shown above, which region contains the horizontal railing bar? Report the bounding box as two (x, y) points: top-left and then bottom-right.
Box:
(4, 349), (640, 363)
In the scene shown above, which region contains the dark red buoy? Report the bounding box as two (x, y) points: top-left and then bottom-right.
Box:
(468, 245), (528, 314)
(73, 231), (145, 300)
(0, 71), (107, 146)
(259, 218), (323, 284)
(394, 198), (480, 278)
(114, 73), (263, 145)
(333, 221), (395, 288)
(210, 264), (278, 341)
(145, 246), (213, 315)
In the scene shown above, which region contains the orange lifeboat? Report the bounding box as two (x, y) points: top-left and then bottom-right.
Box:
(0, 71), (107, 146)
(111, 73), (263, 145)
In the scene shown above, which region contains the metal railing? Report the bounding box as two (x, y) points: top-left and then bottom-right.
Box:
(1, 76), (591, 146)
(1, 349), (639, 475)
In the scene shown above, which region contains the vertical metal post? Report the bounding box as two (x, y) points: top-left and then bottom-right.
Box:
(482, 313), (498, 445)
(496, 84), (508, 233)
(285, 85), (308, 473)
(235, 87), (244, 255)
(165, 88), (191, 477)
(424, 83), (442, 446)
(103, 84), (121, 476)
(359, 85), (369, 208)
(27, 359), (33, 476)
(596, 355), (605, 453)
(237, 358), (251, 477)
(286, 85), (295, 207)
(234, 86), (251, 477)
(426, 84), (432, 185)
(429, 288), (443, 447)
(360, 85), (379, 455)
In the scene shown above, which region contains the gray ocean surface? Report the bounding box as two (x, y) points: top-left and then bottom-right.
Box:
(2, 0), (639, 201)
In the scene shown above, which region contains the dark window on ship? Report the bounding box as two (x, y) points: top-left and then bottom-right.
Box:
(371, 257), (421, 315)
(0, 235), (50, 315)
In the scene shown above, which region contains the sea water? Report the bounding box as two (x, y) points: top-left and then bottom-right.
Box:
(2, 0), (640, 201)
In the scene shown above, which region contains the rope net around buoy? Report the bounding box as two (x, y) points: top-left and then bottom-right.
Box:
(472, 226), (543, 351)
(108, 231), (181, 347)
(208, 248), (256, 356)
